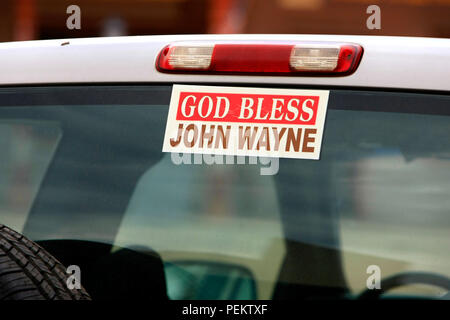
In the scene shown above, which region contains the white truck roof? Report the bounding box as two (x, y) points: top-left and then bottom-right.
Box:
(0, 34), (449, 91)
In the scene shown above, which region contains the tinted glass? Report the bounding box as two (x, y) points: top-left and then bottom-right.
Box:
(0, 86), (448, 300)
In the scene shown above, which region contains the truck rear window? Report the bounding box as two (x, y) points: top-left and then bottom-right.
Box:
(0, 85), (448, 300)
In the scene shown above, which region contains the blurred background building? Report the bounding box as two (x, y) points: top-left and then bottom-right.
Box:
(0, 0), (449, 42)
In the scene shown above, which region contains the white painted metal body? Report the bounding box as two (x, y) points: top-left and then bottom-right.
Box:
(0, 34), (448, 91)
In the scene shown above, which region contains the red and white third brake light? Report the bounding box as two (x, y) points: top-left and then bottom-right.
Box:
(156, 42), (363, 76)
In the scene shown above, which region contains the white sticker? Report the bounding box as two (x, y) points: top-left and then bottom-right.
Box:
(162, 85), (330, 160)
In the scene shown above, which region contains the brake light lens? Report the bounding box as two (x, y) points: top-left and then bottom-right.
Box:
(156, 42), (363, 76)
(165, 45), (214, 69)
(289, 45), (339, 71)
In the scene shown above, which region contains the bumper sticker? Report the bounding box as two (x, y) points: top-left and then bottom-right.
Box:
(162, 85), (329, 160)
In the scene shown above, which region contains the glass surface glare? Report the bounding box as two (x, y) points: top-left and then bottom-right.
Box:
(0, 86), (448, 300)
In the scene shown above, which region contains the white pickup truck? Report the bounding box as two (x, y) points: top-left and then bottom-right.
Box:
(0, 35), (449, 300)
